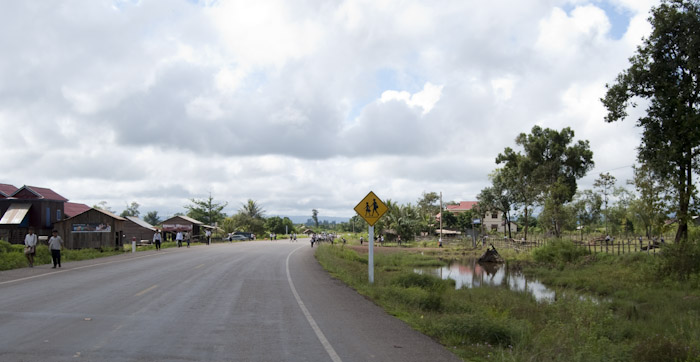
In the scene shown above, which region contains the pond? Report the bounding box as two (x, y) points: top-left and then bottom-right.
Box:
(416, 258), (557, 303)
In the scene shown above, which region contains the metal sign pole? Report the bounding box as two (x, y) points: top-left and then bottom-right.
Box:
(368, 225), (374, 284)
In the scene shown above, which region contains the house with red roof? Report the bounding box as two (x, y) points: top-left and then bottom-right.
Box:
(437, 201), (517, 234)
(0, 185), (85, 244)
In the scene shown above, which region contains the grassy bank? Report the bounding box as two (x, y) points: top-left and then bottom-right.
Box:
(315, 242), (700, 361)
(0, 240), (211, 271)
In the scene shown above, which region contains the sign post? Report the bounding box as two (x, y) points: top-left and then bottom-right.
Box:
(354, 191), (388, 284)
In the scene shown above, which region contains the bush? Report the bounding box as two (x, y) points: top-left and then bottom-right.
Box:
(532, 239), (588, 266)
(656, 239), (700, 280)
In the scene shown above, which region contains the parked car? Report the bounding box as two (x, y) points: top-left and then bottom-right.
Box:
(233, 231), (254, 240)
(227, 234), (248, 241)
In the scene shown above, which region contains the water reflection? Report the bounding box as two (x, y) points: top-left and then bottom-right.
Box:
(416, 259), (556, 303)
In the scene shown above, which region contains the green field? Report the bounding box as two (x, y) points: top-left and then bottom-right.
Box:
(315, 240), (700, 362)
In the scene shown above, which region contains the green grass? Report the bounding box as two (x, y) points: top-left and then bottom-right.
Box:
(315, 243), (700, 361)
(0, 239), (209, 271)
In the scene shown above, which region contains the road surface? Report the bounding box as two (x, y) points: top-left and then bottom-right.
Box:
(0, 241), (462, 361)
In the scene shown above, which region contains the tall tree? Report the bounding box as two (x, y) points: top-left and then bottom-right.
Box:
(629, 164), (670, 238)
(496, 149), (539, 240)
(500, 126), (594, 237)
(602, 0), (700, 242)
(571, 190), (603, 239)
(594, 172), (616, 234)
(120, 202), (140, 218)
(143, 211), (161, 226)
(477, 169), (515, 237)
(186, 194), (228, 225)
(240, 199), (265, 219)
(311, 209), (319, 228)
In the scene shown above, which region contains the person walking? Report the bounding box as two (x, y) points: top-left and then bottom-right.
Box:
(24, 228), (38, 267)
(205, 229), (212, 245)
(48, 230), (64, 268)
(176, 231), (183, 248)
(153, 229), (162, 250)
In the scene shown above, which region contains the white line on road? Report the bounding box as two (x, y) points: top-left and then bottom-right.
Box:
(0, 251), (172, 286)
(286, 246), (343, 362)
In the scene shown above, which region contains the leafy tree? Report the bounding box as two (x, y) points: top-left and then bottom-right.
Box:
(225, 213), (265, 236)
(185, 194), (227, 225)
(594, 172), (616, 234)
(264, 216), (295, 234)
(383, 200), (420, 241)
(508, 126), (594, 237)
(455, 210), (474, 232)
(440, 210), (458, 230)
(311, 209), (319, 228)
(240, 199), (265, 219)
(496, 149), (539, 240)
(143, 211), (161, 226)
(629, 164), (670, 238)
(571, 190), (603, 239)
(120, 202), (140, 218)
(602, 0), (700, 242)
(477, 169), (516, 237)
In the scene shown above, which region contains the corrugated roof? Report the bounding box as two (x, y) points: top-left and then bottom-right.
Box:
(163, 215), (204, 225)
(446, 201), (478, 211)
(64, 202), (91, 217)
(0, 203), (31, 224)
(0, 183), (18, 197)
(11, 185), (68, 202)
(126, 216), (156, 231)
(66, 207), (127, 221)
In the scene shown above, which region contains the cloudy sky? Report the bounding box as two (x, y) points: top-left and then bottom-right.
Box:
(1, 0), (658, 220)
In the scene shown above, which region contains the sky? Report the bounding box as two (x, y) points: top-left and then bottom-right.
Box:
(0, 0), (660, 220)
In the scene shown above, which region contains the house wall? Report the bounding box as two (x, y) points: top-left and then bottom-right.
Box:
(0, 199), (64, 244)
(55, 209), (124, 249)
(122, 220), (154, 243)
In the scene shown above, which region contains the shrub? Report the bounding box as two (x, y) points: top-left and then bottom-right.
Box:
(656, 239), (700, 281)
(532, 239), (588, 266)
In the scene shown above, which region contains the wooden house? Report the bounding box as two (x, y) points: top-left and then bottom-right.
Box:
(0, 185), (68, 244)
(161, 215), (204, 241)
(54, 208), (126, 249)
(123, 216), (156, 244)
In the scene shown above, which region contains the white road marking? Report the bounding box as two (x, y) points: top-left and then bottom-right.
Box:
(0, 251), (171, 286)
(286, 247), (343, 362)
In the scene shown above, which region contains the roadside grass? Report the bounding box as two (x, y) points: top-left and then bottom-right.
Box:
(0, 239), (209, 271)
(315, 243), (700, 361)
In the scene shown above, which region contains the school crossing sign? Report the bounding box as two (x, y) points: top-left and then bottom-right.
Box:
(354, 191), (388, 226)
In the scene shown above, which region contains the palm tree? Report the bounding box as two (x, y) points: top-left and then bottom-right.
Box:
(240, 199), (265, 219)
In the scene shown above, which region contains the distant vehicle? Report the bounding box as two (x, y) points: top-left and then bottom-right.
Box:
(229, 234), (248, 241)
(233, 231), (254, 240)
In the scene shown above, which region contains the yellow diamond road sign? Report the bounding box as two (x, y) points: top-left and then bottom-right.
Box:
(354, 191), (388, 226)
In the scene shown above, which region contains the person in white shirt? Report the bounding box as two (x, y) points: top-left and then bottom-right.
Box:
(24, 228), (38, 267)
(205, 229), (212, 245)
(48, 230), (64, 268)
(176, 231), (184, 248)
(153, 230), (162, 250)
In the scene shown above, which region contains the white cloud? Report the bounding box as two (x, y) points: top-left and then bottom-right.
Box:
(379, 82), (444, 115)
(0, 0), (663, 218)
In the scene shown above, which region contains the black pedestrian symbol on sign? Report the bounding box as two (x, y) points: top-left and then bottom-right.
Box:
(372, 199), (379, 216)
(365, 202), (371, 217)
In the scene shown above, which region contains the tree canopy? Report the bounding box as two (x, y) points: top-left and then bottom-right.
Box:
(185, 195), (227, 226)
(602, 0), (700, 241)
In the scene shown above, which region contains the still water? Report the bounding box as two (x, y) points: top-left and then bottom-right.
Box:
(416, 259), (557, 303)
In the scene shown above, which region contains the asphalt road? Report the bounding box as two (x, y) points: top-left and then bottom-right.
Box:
(0, 241), (462, 362)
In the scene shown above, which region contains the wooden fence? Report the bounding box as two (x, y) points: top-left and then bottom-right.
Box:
(457, 236), (664, 256)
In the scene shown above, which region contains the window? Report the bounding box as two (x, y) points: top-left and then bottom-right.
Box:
(46, 207), (51, 227)
(491, 212), (498, 219)
(57, 209), (62, 221)
(491, 224), (498, 231)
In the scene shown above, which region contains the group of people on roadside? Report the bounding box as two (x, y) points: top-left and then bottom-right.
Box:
(23, 228), (64, 268)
